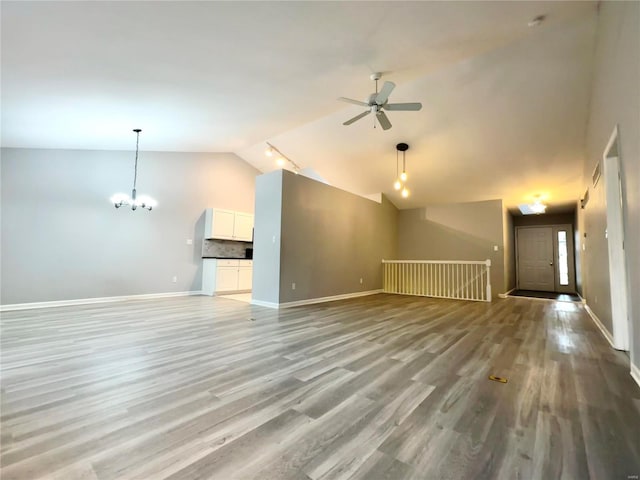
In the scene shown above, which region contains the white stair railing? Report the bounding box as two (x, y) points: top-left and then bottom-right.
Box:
(382, 259), (492, 302)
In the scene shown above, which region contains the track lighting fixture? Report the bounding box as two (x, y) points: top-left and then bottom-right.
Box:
(264, 142), (301, 173)
(110, 129), (156, 211)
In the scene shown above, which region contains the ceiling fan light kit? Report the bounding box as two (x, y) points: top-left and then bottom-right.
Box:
(110, 129), (156, 211)
(338, 73), (422, 131)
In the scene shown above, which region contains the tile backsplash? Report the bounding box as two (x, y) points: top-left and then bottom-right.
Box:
(202, 239), (252, 258)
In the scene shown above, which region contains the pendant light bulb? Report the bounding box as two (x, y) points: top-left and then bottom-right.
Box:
(394, 179), (402, 191)
(401, 187), (410, 198)
(400, 171), (408, 182)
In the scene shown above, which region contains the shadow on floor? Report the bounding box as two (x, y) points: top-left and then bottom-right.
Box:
(509, 289), (581, 302)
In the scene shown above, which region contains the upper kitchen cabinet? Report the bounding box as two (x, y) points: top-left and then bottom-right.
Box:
(233, 213), (254, 241)
(204, 208), (254, 241)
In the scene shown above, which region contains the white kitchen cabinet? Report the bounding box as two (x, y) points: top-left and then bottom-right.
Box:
(238, 261), (253, 290)
(208, 209), (235, 239)
(202, 259), (253, 295)
(233, 213), (254, 242)
(216, 267), (239, 292)
(204, 208), (254, 241)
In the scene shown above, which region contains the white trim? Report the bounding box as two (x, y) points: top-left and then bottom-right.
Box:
(602, 155), (629, 350)
(0, 291), (203, 312)
(603, 124), (619, 159)
(250, 299), (280, 309)
(251, 289), (382, 309)
(382, 259), (487, 265)
(584, 303), (616, 349)
(498, 288), (516, 299)
(631, 362), (640, 390)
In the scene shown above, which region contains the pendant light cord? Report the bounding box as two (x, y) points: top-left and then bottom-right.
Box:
(133, 129), (140, 191)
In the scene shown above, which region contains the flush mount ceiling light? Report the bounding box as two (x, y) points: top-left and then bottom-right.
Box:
(394, 143), (410, 198)
(264, 142), (301, 173)
(518, 196), (546, 215)
(110, 129), (156, 211)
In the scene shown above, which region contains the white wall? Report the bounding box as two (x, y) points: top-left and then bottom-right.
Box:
(1, 148), (259, 304)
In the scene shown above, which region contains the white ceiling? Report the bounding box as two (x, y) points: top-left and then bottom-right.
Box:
(1, 1), (597, 210)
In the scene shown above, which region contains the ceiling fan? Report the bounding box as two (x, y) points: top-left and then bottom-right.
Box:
(338, 73), (422, 130)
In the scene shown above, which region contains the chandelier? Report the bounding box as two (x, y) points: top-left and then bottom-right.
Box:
(110, 129), (156, 211)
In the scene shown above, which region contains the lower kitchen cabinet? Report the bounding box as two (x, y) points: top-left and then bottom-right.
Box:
(202, 259), (253, 295)
(238, 266), (253, 291)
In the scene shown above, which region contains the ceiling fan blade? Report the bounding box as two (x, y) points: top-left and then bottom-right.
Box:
(376, 111), (392, 130)
(383, 102), (422, 111)
(375, 81), (395, 105)
(338, 97), (369, 107)
(343, 110), (371, 126)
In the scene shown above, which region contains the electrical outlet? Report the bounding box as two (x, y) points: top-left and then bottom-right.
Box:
(172, 276), (177, 283)
(493, 245), (499, 252)
(186, 239), (193, 245)
(359, 278), (363, 284)
(292, 282), (296, 290)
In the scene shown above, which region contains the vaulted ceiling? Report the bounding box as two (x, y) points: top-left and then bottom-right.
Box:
(1, 1), (597, 210)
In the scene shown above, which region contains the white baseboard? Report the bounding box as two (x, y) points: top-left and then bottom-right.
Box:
(584, 303), (616, 349)
(498, 288), (516, 299)
(0, 291), (204, 312)
(251, 289), (382, 309)
(631, 362), (640, 390)
(250, 299), (280, 309)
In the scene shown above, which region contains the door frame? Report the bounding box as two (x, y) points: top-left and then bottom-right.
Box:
(602, 125), (629, 351)
(515, 224), (576, 293)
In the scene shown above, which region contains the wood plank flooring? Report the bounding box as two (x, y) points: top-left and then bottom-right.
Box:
(1, 294), (639, 479)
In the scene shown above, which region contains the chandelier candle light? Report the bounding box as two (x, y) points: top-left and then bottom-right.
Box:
(110, 129), (157, 211)
(394, 142), (410, 198)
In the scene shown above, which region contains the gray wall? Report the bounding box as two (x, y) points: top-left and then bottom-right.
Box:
(279, 170), (398, 303)
(1, 148), (259, 304)
(397, 199), (505, 297)
(252, 171), (283, 305)
(252, 169), (398, 305)
(581, 1), (639, 367)
(512, 212), (576, 228)
(512, 211), (579, 294)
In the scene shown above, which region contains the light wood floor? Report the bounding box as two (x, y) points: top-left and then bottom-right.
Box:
(1, 294), (639, 480)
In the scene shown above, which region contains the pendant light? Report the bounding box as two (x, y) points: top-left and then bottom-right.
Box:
(110, 129), (156, 211)
(394, 142), (410, 198)
(393, 149), (402, 190)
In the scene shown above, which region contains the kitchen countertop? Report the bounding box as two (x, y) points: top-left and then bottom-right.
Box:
(202, 256), (252, 260)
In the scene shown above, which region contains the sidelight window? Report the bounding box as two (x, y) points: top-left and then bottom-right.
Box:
(557, 231), (569, 286)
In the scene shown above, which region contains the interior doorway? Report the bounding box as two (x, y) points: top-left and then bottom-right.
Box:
(516, 224), (576, 293)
